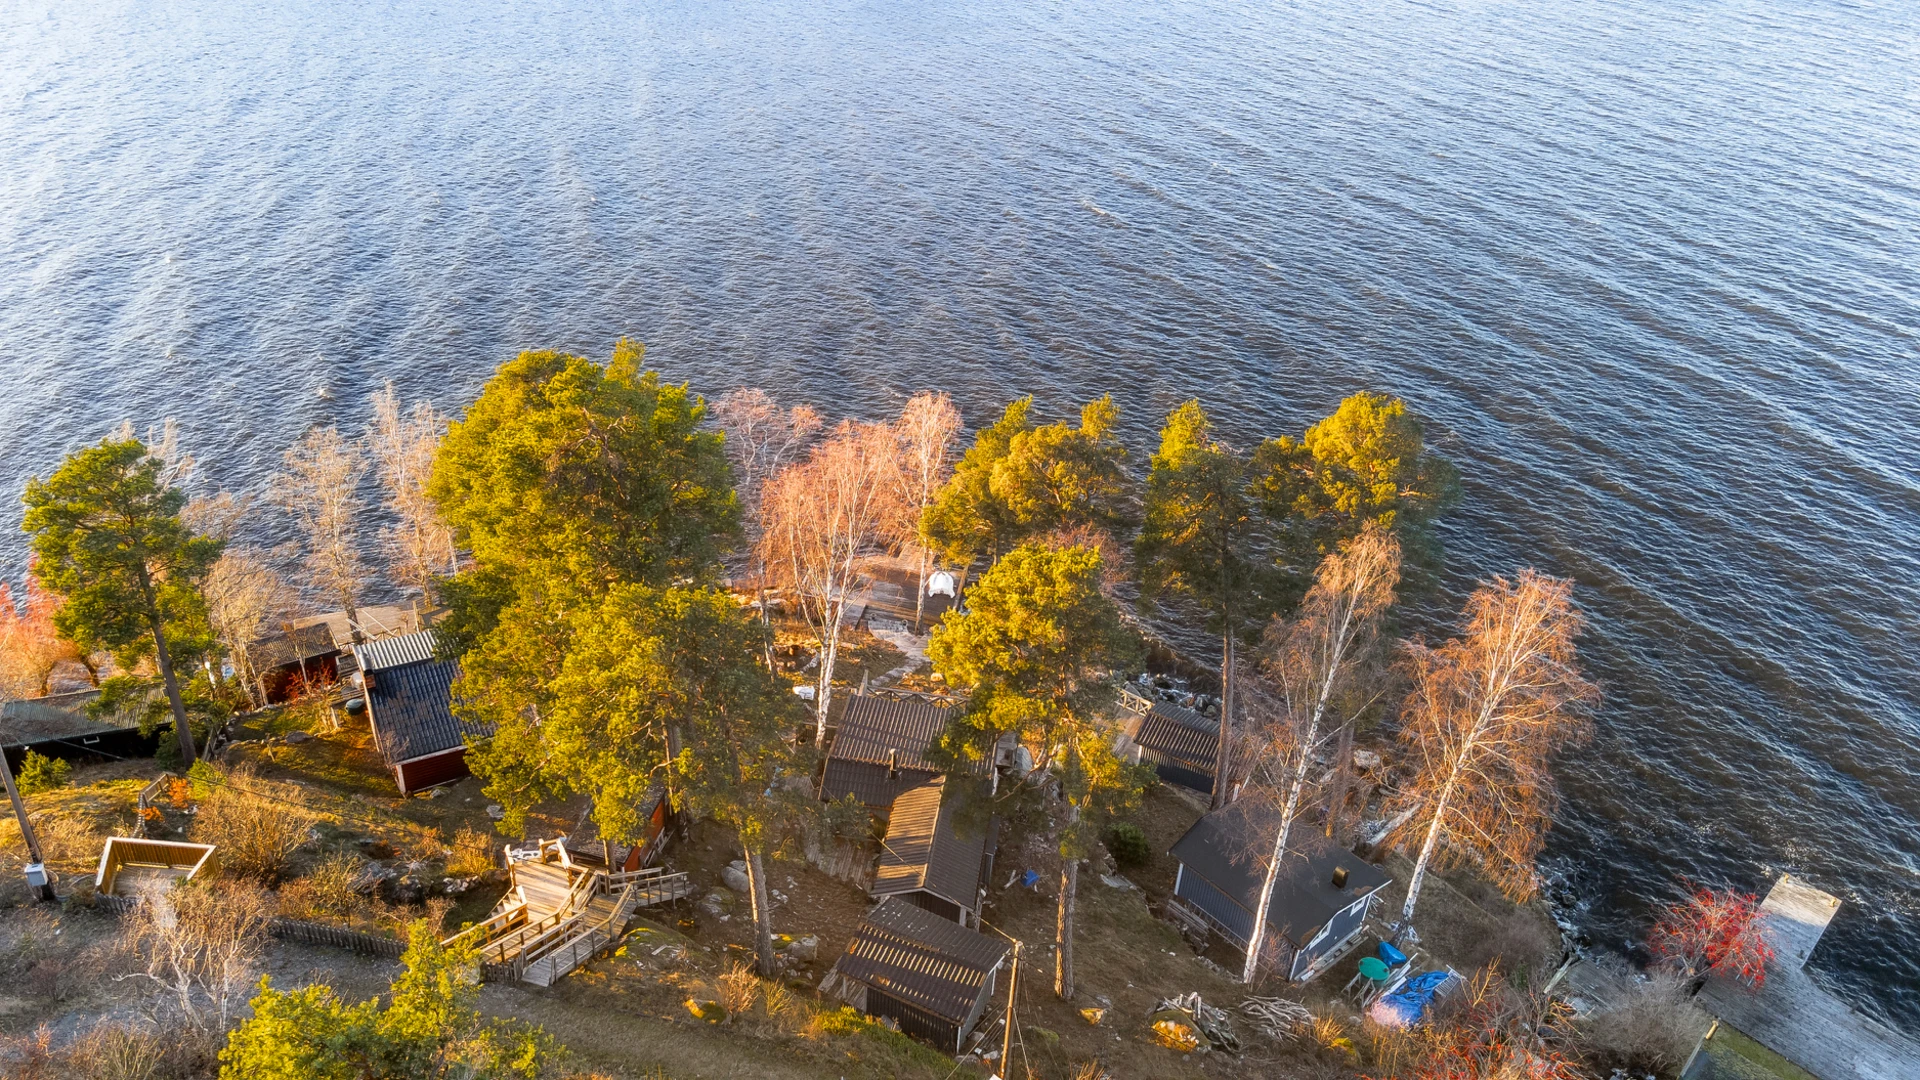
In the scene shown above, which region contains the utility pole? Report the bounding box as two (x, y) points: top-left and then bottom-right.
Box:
(1, 748), (57, 902)
(996, 941), (1021, 1080)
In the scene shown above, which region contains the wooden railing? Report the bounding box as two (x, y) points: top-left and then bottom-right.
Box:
(134, 772), (177, 838)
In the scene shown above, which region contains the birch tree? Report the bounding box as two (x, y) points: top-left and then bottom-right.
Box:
(202, 548), (292, 706)
(1391, 570), (1597, 936)
(369, 382), (457, 597)
(713, 388), (823, 657)
(758, 421), (900, 746)
(1240, 527), (1399, 982)
(0, 575), (79, 698)
(275, 427), (370, 639)
(887, 392), (961, 631)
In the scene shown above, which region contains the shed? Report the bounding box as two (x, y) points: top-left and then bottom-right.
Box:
(1114, 690), (1217, 796)
(95, 837), (218, 900)
(821, 694), (953, 809)
(355, 630), (490, 795)
(871, 777), (992, 925)
(2, 690), (160, 770)
(1169, 800), (1391, 982)
(248, 623), (342, 704)
(821, 897), (1011, 1054)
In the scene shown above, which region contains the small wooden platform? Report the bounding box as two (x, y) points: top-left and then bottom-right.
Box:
(1696, 875), (1919, 1080)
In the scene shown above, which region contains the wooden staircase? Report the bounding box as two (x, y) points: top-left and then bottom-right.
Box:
(448, 836), (692, 987)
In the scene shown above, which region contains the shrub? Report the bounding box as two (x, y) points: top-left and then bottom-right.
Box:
(15, 751), (70, 794)
(1104, 821), (1150, 870)
(1575, 968), (1710, 1075)
(277, 852), (364, 922)
(716, 961), (760, 1021)
(1649, 885), (1774, 988)
(66, 1023), (168, 1080)
(446, 824), (496, 877)
(189, 766), (318, 883)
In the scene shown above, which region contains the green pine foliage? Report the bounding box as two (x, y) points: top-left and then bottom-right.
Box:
(14, 750), (70, 794)
(218, 922), (558, 1080)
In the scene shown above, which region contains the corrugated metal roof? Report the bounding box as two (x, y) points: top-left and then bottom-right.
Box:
(1168, 800), (1391, 947)
(831, 898), (1009, 1024)
(822, 759), (942, 809)
(872, 778), (987, 913)
(365, 655), (491, 764)
(353, 629), (442, 672)
(829, 695), (952, 770)
(1126, 699), (1219, 772)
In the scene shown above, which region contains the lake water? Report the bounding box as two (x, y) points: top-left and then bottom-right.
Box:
(2, 0), (1916, 1031)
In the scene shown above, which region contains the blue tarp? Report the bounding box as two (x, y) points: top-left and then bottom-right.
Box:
(1366, 970), (1456, 1029)
(1377, 941), (1408, 967)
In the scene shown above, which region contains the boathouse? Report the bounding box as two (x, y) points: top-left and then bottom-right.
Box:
(821, 897), (1011, 1054)
(870, 777), (993, 926)
(1168, 800), (1390, 982)
(355, 630), (489, 795)
(821, 693), (954, 810)
(1114, 688), (1218, 796)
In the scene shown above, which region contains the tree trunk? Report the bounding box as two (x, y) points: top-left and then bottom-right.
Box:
(150, 612), (198, 766)
(1211, 632), (1233, 810)
(1397, 771), (1459, 939)
(813, 614), (843, 747)
(1054, 834), (1078, 1001)
(1325, 722), (1355, 841)
(744, 845), (777, 977)
(913, 547), (929, 634)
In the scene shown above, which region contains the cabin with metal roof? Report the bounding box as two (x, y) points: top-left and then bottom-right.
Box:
(1114, 686), (1218, 796)
(354, 630), (489, 795)
(1168, 799), (1391, 983)
(821, 897), (1011, 1054)
(871, 777), (993, 926)
(821, 694), (955, 809)
(247, 623), (342, 704)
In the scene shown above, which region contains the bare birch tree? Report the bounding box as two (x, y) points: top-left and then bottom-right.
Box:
(713, 389), (823, 662)
(369, 381), (457, 598)
(118, 882), (274, 1048)
(1240, 527), (1399, 982)
(758, 421), (901, 746)
(1390, 569), (1598, 937)
(201, 548), (291, 707)
(274, 427), (370, 639)
(887, 392), (961, 631)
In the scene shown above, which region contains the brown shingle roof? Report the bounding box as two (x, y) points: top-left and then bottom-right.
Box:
(872, 778), (987, 913)
(832, 898), (1010, 1024)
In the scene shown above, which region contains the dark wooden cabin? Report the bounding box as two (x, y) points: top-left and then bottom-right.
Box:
(821, 898), (1011, 1054)
(1168, 800), (1391, 982)
(1114, 688), (1218, 796)
(820, 694), (954, 810)
(870, 777), (994, 926)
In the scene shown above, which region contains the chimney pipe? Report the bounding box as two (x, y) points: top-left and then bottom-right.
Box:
(888, 748), (898, 779)
(1331, 866), (1349, 889)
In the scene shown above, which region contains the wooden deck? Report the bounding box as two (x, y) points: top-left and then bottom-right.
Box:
(1696, 875), (1919, 1080)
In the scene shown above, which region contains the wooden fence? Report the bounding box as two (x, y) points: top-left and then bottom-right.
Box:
(268, 918), (408, 959)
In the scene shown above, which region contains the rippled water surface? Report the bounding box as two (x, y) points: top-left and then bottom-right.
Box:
(3, 0), (1917, 1030)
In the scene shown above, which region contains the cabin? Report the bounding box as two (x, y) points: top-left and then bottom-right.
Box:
(95, 837), (218, 901)
(821, 897), (1011, 1054)
(1114, 687), (1218, 796)
(1168, 800), (1391, 982)
(2, 690), (160, 771)
(354, 630), (490, 795)
(560, 783), (677, 871)
(871, 777), (994, 926)
(821, 694), (953, 810)
(247, 623), (342, 704)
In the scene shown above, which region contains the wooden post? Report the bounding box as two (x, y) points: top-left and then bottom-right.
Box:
(2, 750), (57, 902)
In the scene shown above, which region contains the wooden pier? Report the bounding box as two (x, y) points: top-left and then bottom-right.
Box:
(1694, 875), (1918, 1080)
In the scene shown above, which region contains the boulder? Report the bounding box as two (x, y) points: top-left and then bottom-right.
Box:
(1353, 749), (1383, 771)
(485, 804), (506, 821)
(787, 934), (819, 962)
(722, 862), (751, 893)
(284, 730), (314, 744)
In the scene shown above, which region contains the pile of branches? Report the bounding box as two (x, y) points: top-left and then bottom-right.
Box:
(1240, 996), (1315, 1042)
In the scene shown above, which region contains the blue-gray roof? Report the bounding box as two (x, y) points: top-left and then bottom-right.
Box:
(364, 655), (489, 764)
(353, 629), (441, 672)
